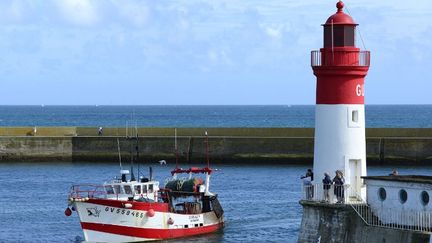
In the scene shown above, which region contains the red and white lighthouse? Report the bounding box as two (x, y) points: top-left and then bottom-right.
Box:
(311, 1), (370, 200)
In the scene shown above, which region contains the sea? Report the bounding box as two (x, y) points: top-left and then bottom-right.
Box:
(0, 105), (431, 128)
(0, 105), (431, 243)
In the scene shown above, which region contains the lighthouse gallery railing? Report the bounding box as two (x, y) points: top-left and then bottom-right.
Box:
(301, 183), (360, 204)
(311, 50), (370, 67)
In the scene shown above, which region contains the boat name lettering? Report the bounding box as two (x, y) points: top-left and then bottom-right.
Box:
(189, 215), (200, 222)
(105, 207), (144, 218)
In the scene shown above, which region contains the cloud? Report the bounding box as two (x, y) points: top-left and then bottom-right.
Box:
(54, 0), (100, 26)
(0, 0), (431, 104)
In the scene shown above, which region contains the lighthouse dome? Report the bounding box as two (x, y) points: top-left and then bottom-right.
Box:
(324, 1), (357, 25)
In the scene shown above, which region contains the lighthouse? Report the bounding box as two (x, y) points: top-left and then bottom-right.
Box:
(311, 1), (370, 201)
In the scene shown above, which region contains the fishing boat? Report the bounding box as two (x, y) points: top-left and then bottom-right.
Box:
(65, 131), (224, 242)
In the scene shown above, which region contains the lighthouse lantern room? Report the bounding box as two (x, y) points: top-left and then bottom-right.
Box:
(311, 1), (370, 201)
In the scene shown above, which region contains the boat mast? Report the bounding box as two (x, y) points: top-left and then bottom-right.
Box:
(205, 131), (210, 168)
(204, 130), (211, 195)
(129, 122), (137, 182)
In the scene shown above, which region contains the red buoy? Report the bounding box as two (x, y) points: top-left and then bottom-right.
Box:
(146, 209), (155, 217)
(65, 207), (72, 216)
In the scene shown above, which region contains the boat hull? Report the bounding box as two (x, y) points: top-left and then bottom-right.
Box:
(72, 199), (224, 242)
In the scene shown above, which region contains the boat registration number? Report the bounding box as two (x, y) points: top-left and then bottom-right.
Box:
(105, 206), (145, 218)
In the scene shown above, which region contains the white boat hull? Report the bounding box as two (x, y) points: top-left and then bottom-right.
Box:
(72, 199), (224, 242)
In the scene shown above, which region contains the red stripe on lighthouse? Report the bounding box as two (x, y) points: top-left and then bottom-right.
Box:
(316, 76), (364, 104)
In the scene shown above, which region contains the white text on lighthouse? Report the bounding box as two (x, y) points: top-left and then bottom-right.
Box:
(356, 84), (365, 97)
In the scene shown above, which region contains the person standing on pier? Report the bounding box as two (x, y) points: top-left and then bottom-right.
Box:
(322, 172), (332, 202)
(333, 170), (345, 203)
(301, 169), (314, 199)
(301, 169), (314, 181)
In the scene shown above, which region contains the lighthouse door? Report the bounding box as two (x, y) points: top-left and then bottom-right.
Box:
(348, 159), (360, 201)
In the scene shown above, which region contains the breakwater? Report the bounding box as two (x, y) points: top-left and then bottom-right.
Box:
(0, 127), (431, 164)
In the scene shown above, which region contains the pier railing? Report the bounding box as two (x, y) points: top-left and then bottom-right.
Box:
(301, 183), (362, 204)
(351, 198), (432, 233)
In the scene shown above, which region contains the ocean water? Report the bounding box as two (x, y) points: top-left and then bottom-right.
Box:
(0, 105), (431, 242)
(0, 105), (431, 128)
(0, 162), (431, 243)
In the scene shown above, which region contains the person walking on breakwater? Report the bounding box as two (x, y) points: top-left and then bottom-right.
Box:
(322, 172), (332, 202)
(389, 169), (398, 176)
(98, 127), (103, 136)
(333, 170), (345, 203)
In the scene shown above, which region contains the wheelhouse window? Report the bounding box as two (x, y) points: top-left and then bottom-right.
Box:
(142, 185), (148, 193)
(113, 185), (121, 194)
(134, 185), (141, 194)
(124, 185), (132, 194)
(148, 184), (154, 193)
(105, 185), (115, 194)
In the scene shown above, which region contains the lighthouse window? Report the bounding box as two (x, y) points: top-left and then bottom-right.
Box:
(323, 25), (355, 47)
(352, 110), (359, 123)
(421, 191), (429, 206)
(378, 187), (386, 201)
(399, 189), (408, 204)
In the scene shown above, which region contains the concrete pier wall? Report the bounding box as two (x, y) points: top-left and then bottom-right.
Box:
(0, 127), (431, 164)
(298, 201), (431, 243)
(0, 137), (72, 161)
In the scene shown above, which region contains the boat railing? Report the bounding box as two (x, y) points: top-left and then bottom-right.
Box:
(171, 167), (213, 176)
(69, 184), (107, 199)
(301, 183), (363, 204)
(168, 190), (202, 196)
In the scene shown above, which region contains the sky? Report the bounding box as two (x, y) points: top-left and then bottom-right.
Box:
(0, 0), (431, 105)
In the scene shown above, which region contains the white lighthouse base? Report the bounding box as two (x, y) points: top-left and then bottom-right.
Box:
(313, 104), (366, 201)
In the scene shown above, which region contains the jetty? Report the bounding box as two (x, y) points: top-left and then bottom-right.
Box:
(0, 127), (431, 164)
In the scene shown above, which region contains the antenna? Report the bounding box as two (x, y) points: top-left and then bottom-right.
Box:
(175, 128), (179, 169)
(117, 138), (122, 170)
(126, 121), (128, 138)
(135, 123), (140, 179)
(128, 118), (136, 182)
(205, 130), (210, 168)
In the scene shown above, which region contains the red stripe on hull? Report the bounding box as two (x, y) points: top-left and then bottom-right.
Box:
(87, 198), (169, 212)
(81, 222), (223, 239)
